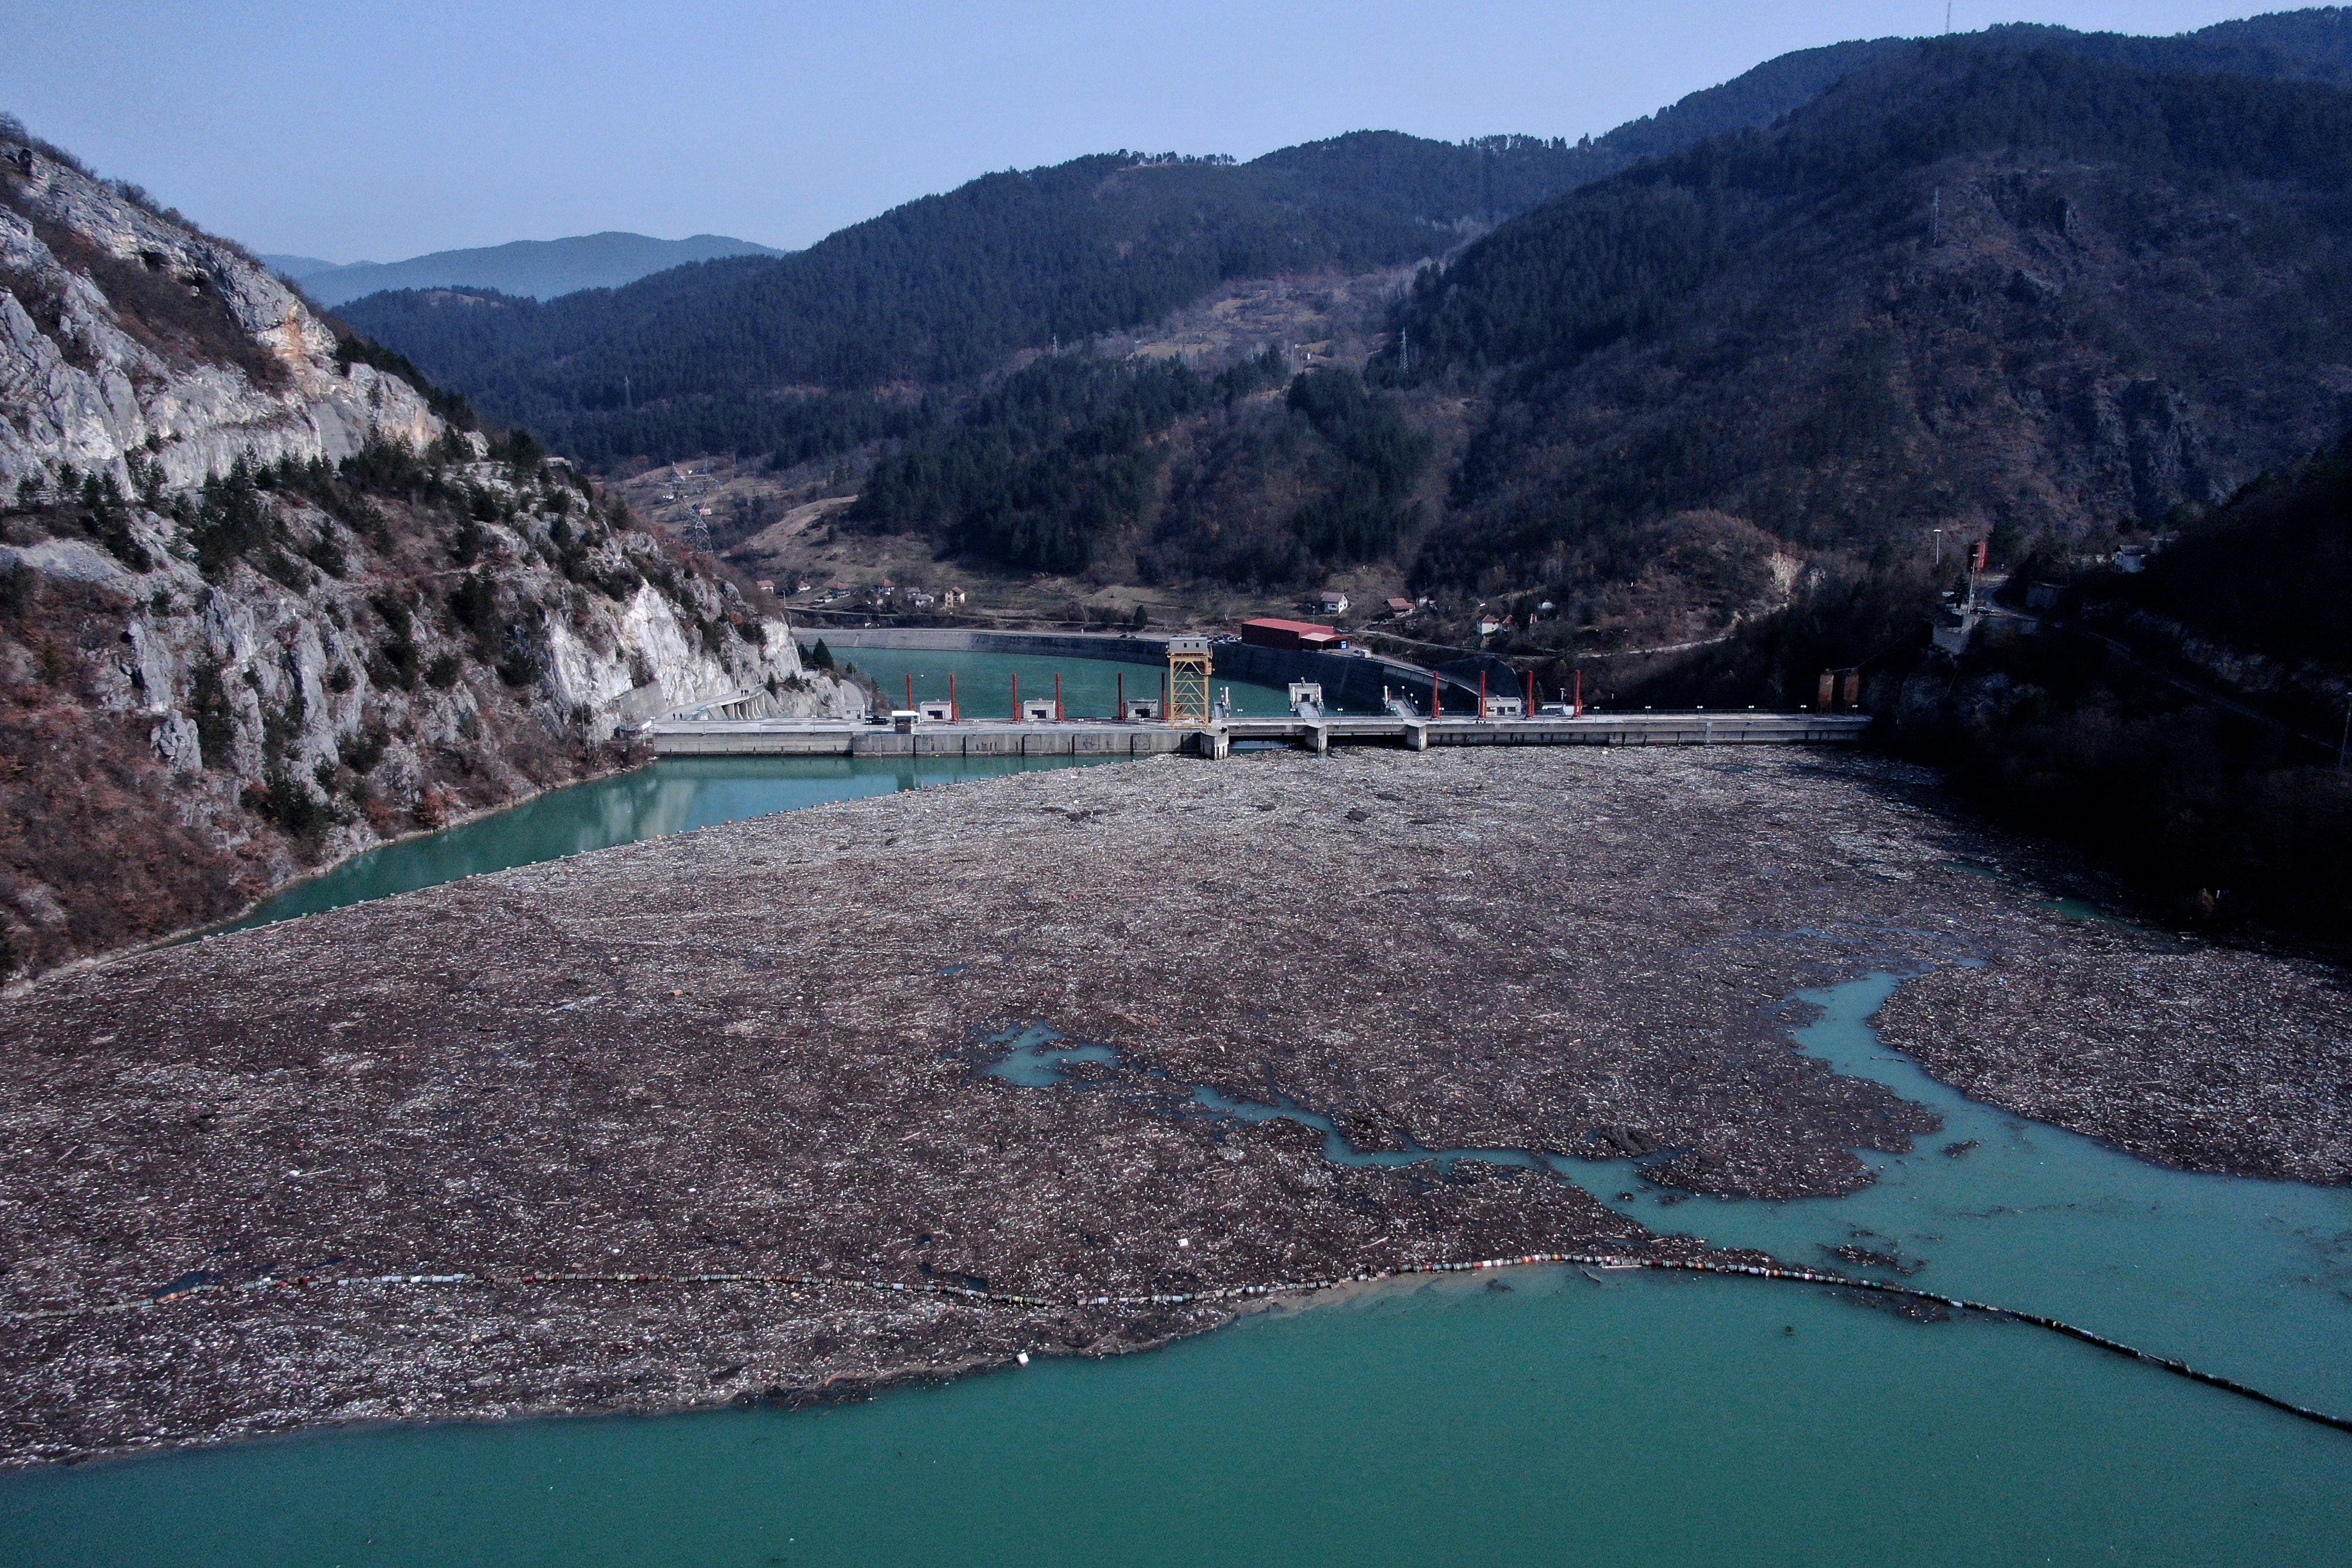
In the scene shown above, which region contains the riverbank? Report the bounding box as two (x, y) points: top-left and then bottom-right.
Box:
(0, 746), (643, 1002)
(2, 746), (2348, 1465)
(14, 641), (1194, 995)
(1875, 945), (2352, 1183)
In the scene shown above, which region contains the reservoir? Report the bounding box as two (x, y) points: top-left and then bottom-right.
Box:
(224, 647), (1296, 931)
(26, 657), (2351, 1563)
(826, 643), (1314, 718)
(5, 1258), (2346, 1567)
(8, 979), (2346, 1564)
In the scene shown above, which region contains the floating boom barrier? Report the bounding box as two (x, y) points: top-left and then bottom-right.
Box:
(9, 1252), (2348, 1436)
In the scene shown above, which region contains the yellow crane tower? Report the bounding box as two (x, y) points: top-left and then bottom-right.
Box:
(1165, 635), (1215, 727)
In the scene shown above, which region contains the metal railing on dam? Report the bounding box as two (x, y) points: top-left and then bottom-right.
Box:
(644, 711), (1875, 758)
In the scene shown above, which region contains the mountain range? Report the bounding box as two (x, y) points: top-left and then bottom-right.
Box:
(1389, 28), (2352, 599)
(5, 11), (2352, 956)
(332, 15), (2352, 618)
(263, 231), (784, 307)
(332, 34), (1955, 467)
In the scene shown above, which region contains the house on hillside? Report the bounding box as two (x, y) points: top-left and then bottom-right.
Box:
(1385, 597), (1413, 614)
(1318, 590), (1349, 615)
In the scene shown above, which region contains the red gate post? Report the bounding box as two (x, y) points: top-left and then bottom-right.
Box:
(1479, 670), (1488, 720)
(1054, 671), (1064, 721)
(1011, 673), (1020, 720)
(904, 673), (913, 713)
(1525, 669), (1535, 716)
(1117, 671), (1125, 719)
(949, 671), (959, 721)
(1431, 671), (1441, 718)
(1573, 668), (1583, 716)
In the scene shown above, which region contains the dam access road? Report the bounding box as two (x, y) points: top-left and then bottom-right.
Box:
(1, 746), (2347, 1466)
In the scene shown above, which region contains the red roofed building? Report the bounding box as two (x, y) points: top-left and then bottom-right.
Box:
(1239, 617), (1347, 652)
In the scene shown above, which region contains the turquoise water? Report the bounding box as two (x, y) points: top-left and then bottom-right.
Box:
(1, 1262), (2343, 1565)
(1582, 975), (2352, 1415)
(980, 978), (2352, 1414)
(220, 648), (1304, 934)
(38, 673), (2352, 1559)
(5, 977), (2347, 1564)
(220, 753), (1125, 932)
(835, 645), (1309, 718)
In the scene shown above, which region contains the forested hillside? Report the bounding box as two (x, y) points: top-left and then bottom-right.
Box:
(1580, 423), (2352, 943)
(339, 11), (2352, 631)
(336, 141), (1576, 467)
(849, 352), (1290, 574)
(335, 34), (1963, 469)
(842, 350), (1433, 588)
(1385, 24), (2352, 621)
(2112, 432), (2352, 678)
(1916, 429), (2352, 941)
(850, 17), (2352, 613)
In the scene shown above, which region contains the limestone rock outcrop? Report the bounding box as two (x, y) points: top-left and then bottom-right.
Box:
(0, 120), (865, 982)
(0, 128), (439, 493)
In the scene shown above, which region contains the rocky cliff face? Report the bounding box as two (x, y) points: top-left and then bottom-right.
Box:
(0, 122), (864, 982)
(0, 129), (440, 492)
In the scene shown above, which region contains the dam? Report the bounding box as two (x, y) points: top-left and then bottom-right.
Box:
(643, 709), (1874, 757)
(661, 626), (1870, 756)
(813, 626), (1479, 714)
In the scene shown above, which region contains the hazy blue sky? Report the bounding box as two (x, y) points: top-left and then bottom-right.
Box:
(0, 1), (2287, 261)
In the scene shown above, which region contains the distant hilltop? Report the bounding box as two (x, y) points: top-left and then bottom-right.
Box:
(265, 230), (785, 306)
